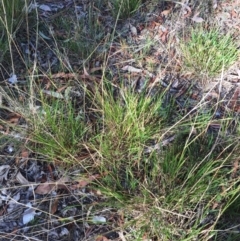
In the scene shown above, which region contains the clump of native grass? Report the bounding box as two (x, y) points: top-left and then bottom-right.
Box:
(86, 82), (240, 240)
(1, 67), (240, 241)
(1, 74), (240, 240)
(89, 80), (168, 194)
(26, 93), (88, 164)
(180, 27), (239, 80)
(0, 0), (30, 63)
(0, 1), (240, 240)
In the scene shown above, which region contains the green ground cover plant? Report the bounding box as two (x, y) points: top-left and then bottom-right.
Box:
(0, 0), (240, 240)
(89, 81), (166, 193)
(28, 96), (88, 163)
(180, 27), (239, 79)
(0, 0), (29, 62)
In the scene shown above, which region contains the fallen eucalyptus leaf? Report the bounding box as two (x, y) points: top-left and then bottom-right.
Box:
(42, 90), (64, 99)
(16, 172), (33, 185)
(92, 216), (106, 224)
(60, 227), (69, 237)
(23, 203), (37, 224)
(191, 15), (204, 23)
(35, 182), (56, 195)
(0, 165), (10, 183)
(129, 24), (137, 36)
(39, 31), (51, 40)
(69, 174), (100, 190)
(39, 4), (52, 12)
(122, 65), (142, 73)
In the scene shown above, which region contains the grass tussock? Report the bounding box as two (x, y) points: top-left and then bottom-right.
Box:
(0, 0), (30, 62)
(28, 97), (88, 162)
(89, 82), (164, 193)
(180, 27), (239, 79)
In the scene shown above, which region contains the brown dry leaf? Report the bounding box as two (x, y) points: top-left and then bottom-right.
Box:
(231, 160), (239, 178)
(182, 4), (192, 18)
(157, 25), (169, 43)
(191, 91), (199, 100)
(50, 72), (77, 79)
(16, 149), (29, 165)
(57, 85), (68, 93)
(0, 205), (7, 216)
(161, 31), (168, 43)
(21, 149), (29, 158)
(16, 172), (34, 185)
(147, 21), (157, 30)
(212, 202), (219, 210)
(35, 175), (99, 194)
(51, 197), (59, 214)
(206, 92), (219, 100)
(90, 67), (103, 73)
(46, 164), (54, 180)
(35, 177), (70, 195)
(45, 78), (51, 90)
(8, 117), (19, 124)
(69, 174), (100, 190)
(79, 74), (101, 82)
(35, 182), (68, 195)
(231, 9), (238, 18)
(35, 182), (56, 195)
(161, 9), (171, 16)
(95, 236), (109, 241)
(228, 87), (240, 110)
(235, 106), (240, 113)
(7, 113), (21, 124)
